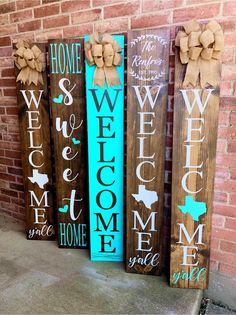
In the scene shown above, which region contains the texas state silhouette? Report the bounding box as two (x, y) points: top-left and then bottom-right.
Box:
(178, 196), (207, 222)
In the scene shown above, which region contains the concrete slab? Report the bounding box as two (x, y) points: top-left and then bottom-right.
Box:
(0, 214), (202, 314)
(205, 301), (236, 314)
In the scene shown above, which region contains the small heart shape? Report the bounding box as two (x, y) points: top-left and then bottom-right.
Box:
(72, 137), (80, 145)
(58, 204), (69, 213)
(53, 94), (63, 104)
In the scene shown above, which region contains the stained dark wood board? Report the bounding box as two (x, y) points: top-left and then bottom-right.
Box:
(126, 29), (170, 275)
(170, 29), (221, 288)
(14, 43), (55, 240)
(49, 39), (88, 248)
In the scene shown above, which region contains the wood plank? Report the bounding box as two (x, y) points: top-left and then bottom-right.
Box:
(48, 39), (88, 248)
(14, 42), (55, 240)
(126, 29), (170, 275)
(170, 27), (221, 288)
(85, 34), (124, 261)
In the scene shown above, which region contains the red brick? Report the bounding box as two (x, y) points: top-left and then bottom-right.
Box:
(225, 217), (236, 229)
(220, 81), (232, 96)
(0, 172), (16, 182)
(104, 1), (140, 19)
(211, 249), (236, 265)
(34, 3), (59, 18)
(0, 194), (10, 203)
(61, 0), (90, 13)
(221, 240), (236, 254)
(18, 20), (41, 33)
(1, 188), (18, 198)
(173, 4), (220, 23)
(0, 2), (16, 14)
(230, 112), (236, 125)
(8, 167), (22, 176)
(221, 19), (236, 33)
(5, 150), (21, 159)
(0, 24), (17, 36)
(142, 0), (183, 12)
(0, 14), (9, 25)
(216, 154), (236, 167)
(220, 97), (236, 110)
(210, 259), (218, 271)
(228, 141), (236, 153)
(0, 36), (11, 47)
(0, 47), (12, 58)
(9, 183), (24, 191)
(63, 24), (93, 38)
(215, 166), (229, 180)
(1, 68), (15, 77)
(95, 17), (129, 33)
(131, 13), (169, 29)
(224, 1), (236, 16)
(72, 9), (101, 25)
(216, 139), (227, 153)
(43, 15), (69, 29)
(218, 127), (236, 140)
(17, 0), (40, 10)
(10, 9), (33, 23)
(0, 158), (13, 166)
(214, 203), (236, 217)
(219, 263), (236, 277)
(92, 0), (121, 6)
(214, 192), (228, 203)
(42, 0), (61, 3)
(225, 34), (236, 47)
(218, 111), (229, 126)
(210, 238), (220, 250)
(6, 107), (18, 115)
(212, 214), (225, 227)
(222, 65), (236, 81)
(3, 89), (16, 97)
(0, 78), (15, 87)
(230, 169), (236, 180)
(35, 29), (63, 41)
(222, 49), (235, 64)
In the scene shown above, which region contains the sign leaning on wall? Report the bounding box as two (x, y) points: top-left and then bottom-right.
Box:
(126, 29), (170, 275)
(13, 41), (55, 239)
(84, 33), (124, 261)
(170, 20), (224, 289)
(49, 39), (88, 248)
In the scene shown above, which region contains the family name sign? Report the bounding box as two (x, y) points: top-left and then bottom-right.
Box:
(170, 21), (223, 289)
(13, 41), (54, 239)
(49, 39), (88, 248)
(85, 34), (124, 261)
(126, 29), (170, 275)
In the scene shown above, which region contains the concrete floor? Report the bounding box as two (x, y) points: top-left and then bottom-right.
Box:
(0, 214), (202, 314)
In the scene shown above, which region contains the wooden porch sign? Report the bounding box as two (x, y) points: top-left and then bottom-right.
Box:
(49, 39), (88, 248)
(13, 41), (55, 239)
(84, 34), (124, 261)
(170, 21), (224, 288)
(126, 29), (170, 275)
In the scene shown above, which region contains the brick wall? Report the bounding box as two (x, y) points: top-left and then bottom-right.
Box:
(0, 0), (235, 278)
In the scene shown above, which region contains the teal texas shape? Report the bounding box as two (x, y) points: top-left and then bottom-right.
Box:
(178, 196), (207, 222)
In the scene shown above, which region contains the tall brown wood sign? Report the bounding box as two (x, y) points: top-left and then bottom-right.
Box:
(49, 39), (88, 248)
(126, 29), (170, 275)
(170, 20), (223, 288)
(13, 41), (55, 239)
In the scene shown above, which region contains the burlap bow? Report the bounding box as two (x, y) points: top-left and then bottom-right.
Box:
(84, 32), (122, 88)
(12, 40), (45, 86)
(175, 20), (224, 88)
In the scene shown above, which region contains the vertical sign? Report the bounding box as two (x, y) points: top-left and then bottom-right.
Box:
(49, 39), (88, 248)
(170, 21), (223, 288)
(126, 29), (170, 275)
(13, 41), (54, 239)
(85, 34), (124, 261)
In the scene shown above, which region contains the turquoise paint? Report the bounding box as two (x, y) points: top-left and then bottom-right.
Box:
(178, 196), (207, 221)
(53, 94), (64, 104)
(85, 35), (124, 261)
(59, 223), (87, 247)
(172, 267), (207, 284)
(72, 137), (80, 145)
(58, 204), (69, 213)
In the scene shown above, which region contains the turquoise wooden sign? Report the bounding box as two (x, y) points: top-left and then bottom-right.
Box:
(84, 34), (124, 261)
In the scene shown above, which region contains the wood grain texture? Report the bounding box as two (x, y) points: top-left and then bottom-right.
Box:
(14, 43), (55, 240)
(170, 28), (221, 288)
(49, 39), (88, 248)
(126, 29), (170, 275)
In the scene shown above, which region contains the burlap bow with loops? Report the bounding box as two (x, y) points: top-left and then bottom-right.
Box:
(12, 39), (46, 86)
(175, 20), (224, 88)
(84, 32), (122, 88)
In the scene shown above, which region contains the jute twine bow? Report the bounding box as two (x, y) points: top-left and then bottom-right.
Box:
(12, 39), (46, 86)
(84, 32), (122, 87)
(175, 20), (224, 88)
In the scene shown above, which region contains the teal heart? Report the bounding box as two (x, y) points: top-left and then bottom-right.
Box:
(72, 137), (80, 145)
(58, 204), (69, 213)
(53, 94), (63, 104)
